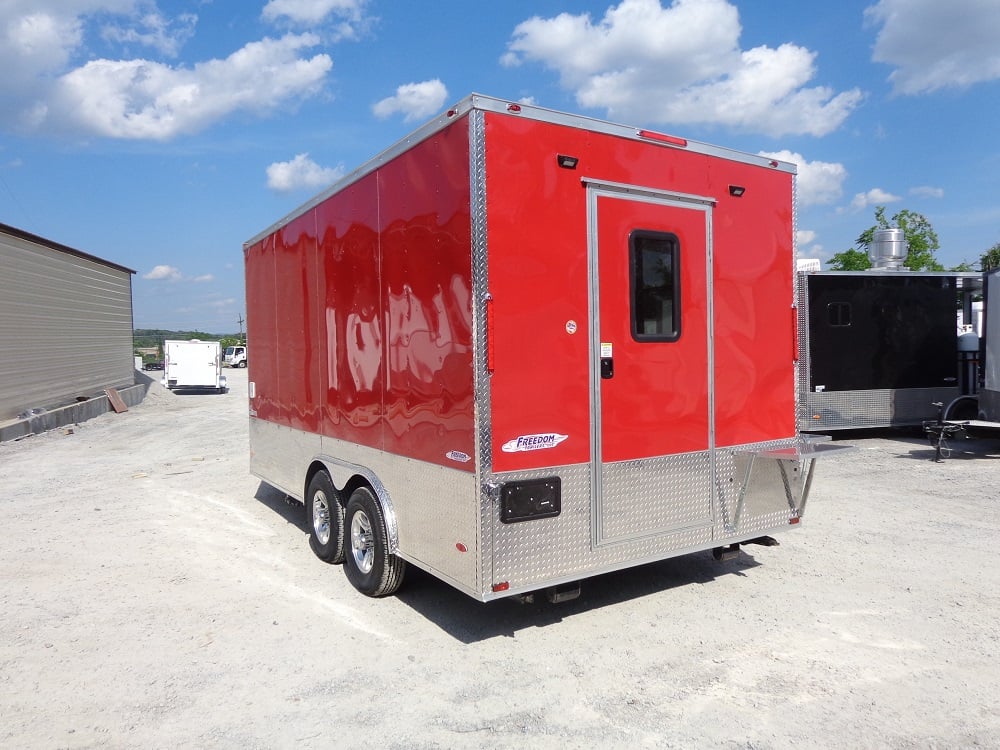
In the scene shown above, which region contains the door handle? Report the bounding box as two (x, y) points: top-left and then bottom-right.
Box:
(600, 356), (614, 379)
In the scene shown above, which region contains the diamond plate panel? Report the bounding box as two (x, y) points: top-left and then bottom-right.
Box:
(598, 452), (713, 542)
(486, 437), (811, 597)
(715, 437), (807, 536)
(490, 462), (719, 593)
(492, 464), (593, 587)
(469, 108), (494, 596)
(801, 387), (960, 430)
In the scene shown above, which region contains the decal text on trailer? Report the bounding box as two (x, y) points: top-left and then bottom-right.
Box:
(501, 433), (569, 453)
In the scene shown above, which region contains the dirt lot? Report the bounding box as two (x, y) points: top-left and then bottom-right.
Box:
(2, 369), (1000, 749)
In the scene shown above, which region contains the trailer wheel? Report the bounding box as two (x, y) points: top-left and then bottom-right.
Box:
(306, 471), (344, 564)
(343, 486), (405, 597)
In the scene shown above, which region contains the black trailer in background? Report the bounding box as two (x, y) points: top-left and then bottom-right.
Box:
(798, 271), (981, 432)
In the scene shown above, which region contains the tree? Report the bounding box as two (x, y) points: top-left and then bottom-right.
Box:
(826, 248), (871, 271)
(980, 242), (1000, 271)
(826, 206), (944, 271)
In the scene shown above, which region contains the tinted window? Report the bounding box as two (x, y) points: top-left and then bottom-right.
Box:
(827, 302), (851, 327)
(630, 231), (680, 341)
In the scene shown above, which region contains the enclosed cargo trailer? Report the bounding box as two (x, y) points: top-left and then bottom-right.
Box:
(243, 94), (846, 602)
(797, 270), (981, 431)
(162, 339), (226, 393)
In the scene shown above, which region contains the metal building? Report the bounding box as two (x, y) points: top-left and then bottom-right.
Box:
(0, 222), (136, 432)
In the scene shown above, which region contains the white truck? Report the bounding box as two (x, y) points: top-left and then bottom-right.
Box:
(161, 339), (227, 393)
(223, 344), (247, 368)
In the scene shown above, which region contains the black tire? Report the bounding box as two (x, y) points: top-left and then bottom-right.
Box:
(238, 360), (247, 368)
(306, 471), (344, 564)
(343, 486), (405, 597)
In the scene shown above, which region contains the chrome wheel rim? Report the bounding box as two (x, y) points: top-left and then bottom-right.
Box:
(312, 491), (331, 545)
(350, 510), (374, 574)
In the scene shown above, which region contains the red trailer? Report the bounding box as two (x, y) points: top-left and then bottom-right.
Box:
(243, 94), (845, 602)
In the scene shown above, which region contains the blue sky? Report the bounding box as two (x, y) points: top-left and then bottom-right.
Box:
(1, 0), (999, 333)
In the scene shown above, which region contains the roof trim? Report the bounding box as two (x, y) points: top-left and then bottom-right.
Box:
(0, 222), (135, 275)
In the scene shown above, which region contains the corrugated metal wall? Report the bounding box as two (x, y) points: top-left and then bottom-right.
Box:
(0, 226), (135, 421)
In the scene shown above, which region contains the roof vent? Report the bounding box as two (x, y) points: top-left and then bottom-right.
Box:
(869, 228), (907, 270)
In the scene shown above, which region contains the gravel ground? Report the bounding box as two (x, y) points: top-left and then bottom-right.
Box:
(2, 369), (999, 749)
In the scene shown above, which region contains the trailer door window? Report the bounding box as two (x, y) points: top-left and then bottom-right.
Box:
(827, 302), (852, 327)
(630, 230), (680, 342)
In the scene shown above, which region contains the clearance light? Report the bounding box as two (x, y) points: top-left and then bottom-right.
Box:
(637, 129), (688, 147)
(789, 517), (801, 524)
(507, 103), (522, 113)
(492, 581), (510, 592)
(729, 185), (746, 197)
(455, 542), (468, 553)
(557, 154), (579, 169)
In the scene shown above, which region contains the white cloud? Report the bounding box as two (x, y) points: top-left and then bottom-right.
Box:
(910, 185), (944, 199)
(866, 0), (1000, 94)
(0, 7), (85, 126)
(143, 264), (215, 282)
(266, 153), (344, 192)
(263, 0), (365, 24)
(50, 33), (332, 140)
(503, 0), (863, 136)
(760, 150), (847, 207)
(143, 264), (182, 280)
(797, 230), (817, 245)
(261, 0), (371, 40)
(373, 80), (448, 122)
(101, 10), (197, 57)
(0, 4), (335, 139)
(844, 188), (902, 213)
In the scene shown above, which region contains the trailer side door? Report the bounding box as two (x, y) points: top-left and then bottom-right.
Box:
(588, 183), (715, 545)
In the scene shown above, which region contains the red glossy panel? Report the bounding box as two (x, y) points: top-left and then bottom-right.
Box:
(244, 237), (279, 422)
(483, 110), (796, 469)
(313, 175), (385, 449)
(711, 163), (796, 446)
(378, 125), (476, 469)
(249, 120), (475, 471)
(484, 117), (593, 474)
(271, 214), (322, 433)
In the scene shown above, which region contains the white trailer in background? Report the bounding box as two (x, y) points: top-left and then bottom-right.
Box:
(161, 339), (226, 393)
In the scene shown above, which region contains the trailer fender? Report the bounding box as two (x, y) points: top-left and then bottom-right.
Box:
(308, 456), (400, 554)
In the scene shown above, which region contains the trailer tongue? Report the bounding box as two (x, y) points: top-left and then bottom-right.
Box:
(243, 94), (850, 602)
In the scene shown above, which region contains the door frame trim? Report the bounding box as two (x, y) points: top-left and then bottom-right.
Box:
(584, 179), (717, 548)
